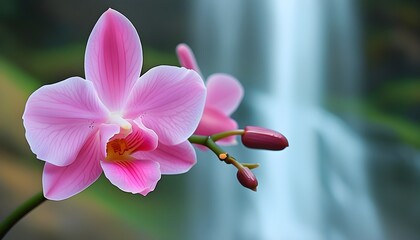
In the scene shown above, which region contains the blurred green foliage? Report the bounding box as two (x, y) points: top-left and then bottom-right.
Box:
(328, 0), (420, 149)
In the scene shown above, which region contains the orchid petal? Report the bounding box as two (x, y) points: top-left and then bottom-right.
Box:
(206, 73), (244, 115)
(195, 107), (238, 145)
(101, 160), (161, 196)
(133, 141), (196, 174)
(85, 8), (142, 111)
(124, 66), (206, 145)
(176, 43), (202, 75)
(43, 131), (103, 201)
(130, 119), (158, 151)
(23, 77), (109, 166)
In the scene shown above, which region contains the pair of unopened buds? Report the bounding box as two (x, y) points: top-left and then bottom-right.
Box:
(188, 124), (288, 192)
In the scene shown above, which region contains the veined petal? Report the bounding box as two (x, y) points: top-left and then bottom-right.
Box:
(43, 131), (104, 201)
(130, 119), (158, 151)
(176, 43), (202, 75)
(206, 73), (244, 115)
(101, 160), (161, 196)
(23, 77), (109, 166)
(124, 66), (206, 145)
(195, 107), (238, 145)
(133, 141), (196, 174)
(85, 8), (142, 111)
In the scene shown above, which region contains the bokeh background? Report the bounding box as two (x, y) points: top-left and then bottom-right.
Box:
(1, 0), (419, 239)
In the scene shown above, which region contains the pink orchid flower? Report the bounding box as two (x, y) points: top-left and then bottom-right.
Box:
(22, 9), (206, 201)
(176, 44), (244, 145)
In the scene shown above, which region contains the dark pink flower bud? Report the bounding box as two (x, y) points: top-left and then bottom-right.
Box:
(237, 167), (258, 191)
(241, 126), (289, 150)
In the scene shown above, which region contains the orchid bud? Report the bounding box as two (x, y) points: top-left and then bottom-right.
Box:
(237, 167), (258, 191)
(176, 43), (202, 75)
(241, 126), (289, 150)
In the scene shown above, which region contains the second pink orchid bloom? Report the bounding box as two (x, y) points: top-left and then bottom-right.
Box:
(23, 9), (206, 200)
(176, 44), (244, 145)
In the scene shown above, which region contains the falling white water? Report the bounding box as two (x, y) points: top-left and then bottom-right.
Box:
(188, 0), (383, 239)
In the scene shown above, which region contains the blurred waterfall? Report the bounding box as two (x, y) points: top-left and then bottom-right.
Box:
(188, 0), (383, 239)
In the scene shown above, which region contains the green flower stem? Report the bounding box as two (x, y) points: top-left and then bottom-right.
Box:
(210, 129), (244, 142)
(187, 129), (245, 149)
(0, 191), (46, 239)
(188, 133), (244, 170)
(187, 134), (209, 145)
(242, 163), (260, 169)
(188, 135), (225, 156)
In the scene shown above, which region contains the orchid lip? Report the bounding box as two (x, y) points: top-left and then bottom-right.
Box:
(105, 138), (136, 162)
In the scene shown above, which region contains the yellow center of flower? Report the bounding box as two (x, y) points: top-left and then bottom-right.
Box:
(106, 138), (135, 161)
